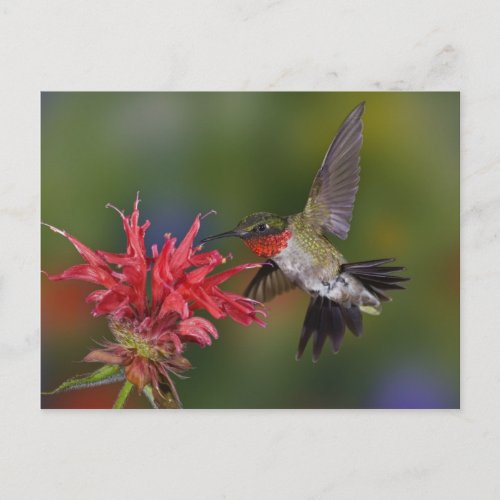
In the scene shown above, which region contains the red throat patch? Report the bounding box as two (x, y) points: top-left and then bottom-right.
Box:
(243, 229), (292, 258)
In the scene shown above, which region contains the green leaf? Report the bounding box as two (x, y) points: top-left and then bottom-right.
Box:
(143, 385), (159, 409)
(42, 364), (124, 395)
(113, 380), (134, 409)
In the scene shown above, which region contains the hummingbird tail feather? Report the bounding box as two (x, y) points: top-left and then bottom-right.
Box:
(296, 296), (363, 362)
(341, 305), (363, 337)
(340, 258), (409, 302)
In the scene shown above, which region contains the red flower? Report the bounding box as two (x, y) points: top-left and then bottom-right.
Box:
(43, 195), (265, 407)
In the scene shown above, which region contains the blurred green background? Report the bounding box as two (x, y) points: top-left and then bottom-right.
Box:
(41, 92), (459, 409)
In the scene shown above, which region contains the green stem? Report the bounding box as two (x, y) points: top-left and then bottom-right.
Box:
(113, 380), (133, 409)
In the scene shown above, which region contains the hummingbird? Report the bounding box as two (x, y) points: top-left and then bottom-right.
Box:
(201, 102), (408, 362)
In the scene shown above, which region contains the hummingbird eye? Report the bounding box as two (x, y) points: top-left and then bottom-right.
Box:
(255, 223), (269, 233)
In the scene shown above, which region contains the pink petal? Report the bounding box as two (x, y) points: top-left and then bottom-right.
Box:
(125, 356), (151, 392)
(151, 237), (176, 308)
(96, 250), (134, 266)
(188, 287), (224, 319)
(177, 317), (219, 345)
(43, 223), (109, 270)
(88, 290), (129, 317)
(158, 290), (189, 320)
(212, 288), (254, 314)
(167, 333), (183, 353)
(84, 349), (125, 365)
(47, 264), (116, 288)
(185, 262), (218, 284)
(169, 214), (201, 274)
(189, 249), (224, 266)
(203, 262), (263, 288)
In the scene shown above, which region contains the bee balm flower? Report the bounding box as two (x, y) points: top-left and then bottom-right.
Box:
(43, 195), (265, 408)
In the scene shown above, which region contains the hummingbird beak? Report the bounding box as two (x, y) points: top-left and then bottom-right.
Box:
(200, 229), (241, 244)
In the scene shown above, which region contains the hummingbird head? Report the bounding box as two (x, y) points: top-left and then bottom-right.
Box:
(201, 212), (292, 258)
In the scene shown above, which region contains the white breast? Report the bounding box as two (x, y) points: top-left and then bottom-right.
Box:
(273, 235), (380, 309)
(272, 236), (324, 293)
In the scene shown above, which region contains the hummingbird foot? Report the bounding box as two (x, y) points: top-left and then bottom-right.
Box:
(321, 276), (347, 293)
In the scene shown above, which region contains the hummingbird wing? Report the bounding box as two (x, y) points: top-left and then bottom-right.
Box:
(244, 260), (296, 303)
(303, 102), (365, 240)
